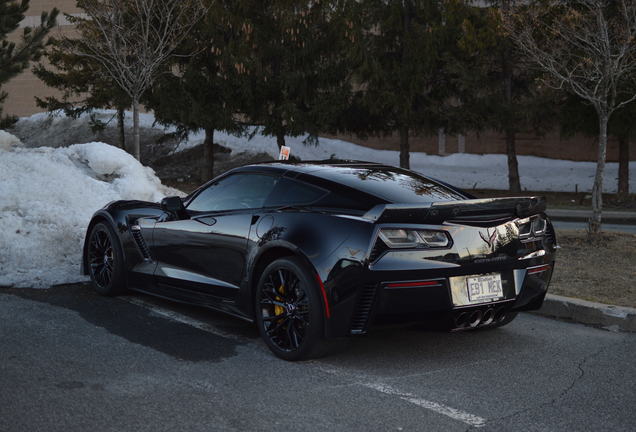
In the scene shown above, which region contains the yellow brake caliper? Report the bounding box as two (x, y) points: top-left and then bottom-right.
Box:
(274, 284), (285, 318)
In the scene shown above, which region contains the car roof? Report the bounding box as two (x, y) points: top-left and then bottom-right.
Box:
(234, 160), (468, 205)
(238, 159), (389, 175)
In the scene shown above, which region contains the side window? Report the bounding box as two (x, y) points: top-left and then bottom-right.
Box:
(264, 178), (328, 207)
(187, 173), (279, 212)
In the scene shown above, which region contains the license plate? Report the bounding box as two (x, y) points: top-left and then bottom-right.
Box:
(466, 274), (503, 303)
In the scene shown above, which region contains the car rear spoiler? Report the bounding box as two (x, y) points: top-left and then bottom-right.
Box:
(363, 196), (546, 224)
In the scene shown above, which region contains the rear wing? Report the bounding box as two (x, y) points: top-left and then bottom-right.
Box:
(363, 197), (546, 224)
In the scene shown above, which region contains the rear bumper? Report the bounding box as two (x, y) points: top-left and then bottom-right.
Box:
(324, 256), (554, 338)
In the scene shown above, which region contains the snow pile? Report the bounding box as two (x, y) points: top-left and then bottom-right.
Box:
(0, 141), (181, 288)
(0, 130), (23, 151)
(11, 110), (163, 149)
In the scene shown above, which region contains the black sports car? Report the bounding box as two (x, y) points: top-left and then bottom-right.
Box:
(82, 161), (556, 360)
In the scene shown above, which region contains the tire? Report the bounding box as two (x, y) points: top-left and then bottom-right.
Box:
(86, 222), (127, 296)
(255, 257), (329, 361)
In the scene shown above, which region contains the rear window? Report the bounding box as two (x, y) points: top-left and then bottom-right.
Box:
(264, 178), (328, 207)
(311, 166), (465, 203)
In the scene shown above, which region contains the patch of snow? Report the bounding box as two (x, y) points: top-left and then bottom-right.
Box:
(0, 130), (23, 151)
(179, 127), (635, 194)
(0, 142), (182, 288)
(11, 110), (168, 149)
(11, 110), (635, 194)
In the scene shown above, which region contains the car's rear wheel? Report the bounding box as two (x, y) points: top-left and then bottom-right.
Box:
(255, 257), (327, 361)
(87, 222), (127, 296)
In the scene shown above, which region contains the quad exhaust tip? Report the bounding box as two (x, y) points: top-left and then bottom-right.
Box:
(468, 310), (482, 328)
(455, 312), (469, 327)
(454, 307), (504, 329)
(481, 308), (495, 326)
(494, 308), (507, 323)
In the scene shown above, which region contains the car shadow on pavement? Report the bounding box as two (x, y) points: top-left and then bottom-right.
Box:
(2, 284), (247, 363)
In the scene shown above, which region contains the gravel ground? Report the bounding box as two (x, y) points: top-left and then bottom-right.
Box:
(550, 230), (636, 308)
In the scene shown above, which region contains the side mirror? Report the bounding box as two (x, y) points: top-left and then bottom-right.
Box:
(161, 196), (185, 218)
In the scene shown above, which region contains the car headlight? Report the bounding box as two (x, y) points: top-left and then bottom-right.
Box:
(378, 228), (451, 248)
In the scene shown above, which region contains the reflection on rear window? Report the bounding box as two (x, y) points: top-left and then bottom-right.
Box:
(316, 167), (464, 203)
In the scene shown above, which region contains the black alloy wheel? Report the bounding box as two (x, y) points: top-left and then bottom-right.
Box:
(87, 222), (126, 296)
(256, 257), (326, 361)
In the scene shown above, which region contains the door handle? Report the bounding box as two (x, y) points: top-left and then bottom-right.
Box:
(195, 216), (217, 226)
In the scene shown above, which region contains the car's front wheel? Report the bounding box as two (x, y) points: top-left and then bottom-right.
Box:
(255, 257), (327, 361)
(87, 222), (127, 296)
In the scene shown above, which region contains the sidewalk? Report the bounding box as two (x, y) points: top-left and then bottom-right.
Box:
(547, 208), (636, 224)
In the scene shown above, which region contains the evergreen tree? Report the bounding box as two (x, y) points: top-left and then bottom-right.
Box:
(0, 0), (58, 128)
(346, 0), (469, 169)
(458, 1), (555, 192)
(146, 0), (246, 181)
(33, 37), (130, 149)
(237, 0), (351, 149)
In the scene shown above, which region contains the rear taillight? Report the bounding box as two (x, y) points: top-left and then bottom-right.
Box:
(527, 264), (551, 275)
(378, 228), (452, 249)
(516, 215), (547, 240)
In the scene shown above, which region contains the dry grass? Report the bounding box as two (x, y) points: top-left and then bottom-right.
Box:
(550, 230), (636, 307)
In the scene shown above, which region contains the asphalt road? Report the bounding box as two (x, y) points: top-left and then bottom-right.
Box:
(552, 220), (636, 234)
(1, 284), (635, 432)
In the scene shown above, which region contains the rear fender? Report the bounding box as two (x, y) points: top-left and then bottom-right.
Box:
(245, 212), (375, 336)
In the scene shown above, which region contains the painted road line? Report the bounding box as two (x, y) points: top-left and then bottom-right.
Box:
(125, 296), (487, 428)
(363, 382), (486, 428)
(312, 363), (487, 428)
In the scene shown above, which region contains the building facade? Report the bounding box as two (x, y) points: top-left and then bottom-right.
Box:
(4, 0), (80, 117)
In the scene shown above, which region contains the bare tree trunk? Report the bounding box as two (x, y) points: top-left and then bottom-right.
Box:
(590, 115), (609, 235)
(437, 128), (446, 155)
(618, 135), (629, 197)
(117, 108), (126, 150)
(399, 126), (410, 169)
(201, 128), (215, 182)
(132, 98), (141, 161)
(501, 32), (521, 193)
(457, 134), (466, 153)
(276, 131), (285, 149)
(506, 129), (521, 193)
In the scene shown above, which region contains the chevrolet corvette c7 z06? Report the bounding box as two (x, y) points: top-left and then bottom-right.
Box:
(82, 161), (556, 360)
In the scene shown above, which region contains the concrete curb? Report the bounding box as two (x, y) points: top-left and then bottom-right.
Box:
(546, 209), (636, 224)
(533, 294), (636, 332)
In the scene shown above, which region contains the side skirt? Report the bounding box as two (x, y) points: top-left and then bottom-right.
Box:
(127, 285), (254, 323)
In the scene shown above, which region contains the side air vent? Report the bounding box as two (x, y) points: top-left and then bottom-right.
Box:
(368, 238), (389, 262)
(350, 284), (378, 335)
(130, 225), (151, 260)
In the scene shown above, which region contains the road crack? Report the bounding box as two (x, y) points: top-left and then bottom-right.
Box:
(467, 343), (612, 432)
